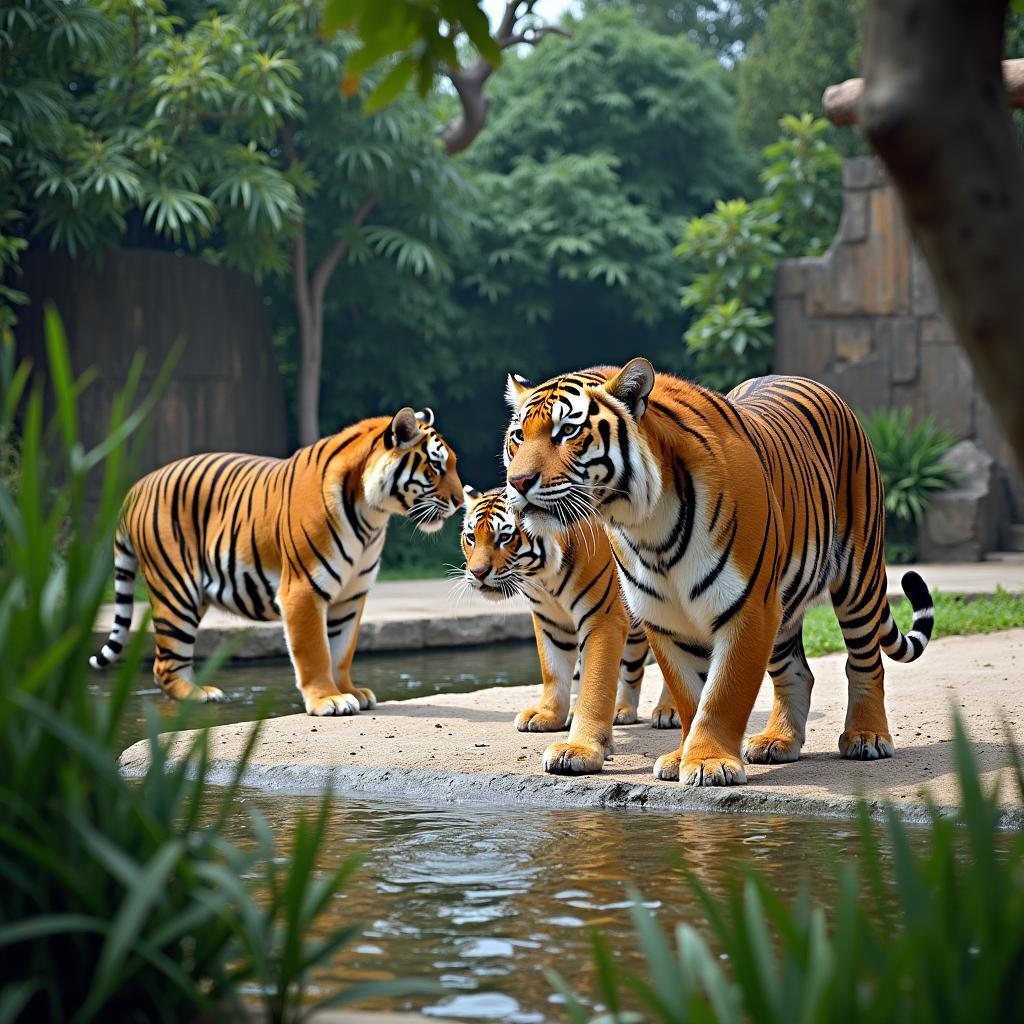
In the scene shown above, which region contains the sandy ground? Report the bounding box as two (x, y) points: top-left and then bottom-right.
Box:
(121, 629), (1024, 826)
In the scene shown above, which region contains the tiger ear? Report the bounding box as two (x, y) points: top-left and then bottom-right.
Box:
(389, 407), (421, 449)
(505, 372), (534, 411)
(463, 484), (482, 505)
(415, 407), (434, 427)
(604, 357), (655, 420)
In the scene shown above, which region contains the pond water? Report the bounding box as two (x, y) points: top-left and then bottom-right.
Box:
(105, 645), (994, 1022)
(220, 792), (939, 1022)
(101, 641), (542, 749)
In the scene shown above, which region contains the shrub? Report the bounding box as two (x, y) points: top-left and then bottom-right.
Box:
(551, 717), (1024, 1024)
(676, 115), (843, 392)
(0, 310), (429, 1022)
(863, 407), (959, 562)
(760, 113), (844, 257)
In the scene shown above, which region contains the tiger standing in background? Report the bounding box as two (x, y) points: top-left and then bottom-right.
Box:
(91, 409), (464, 715)
(459, 485), (671, 773)
(503, 360), (934, 787)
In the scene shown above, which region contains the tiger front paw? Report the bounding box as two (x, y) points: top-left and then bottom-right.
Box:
(342, 686), (376, 710)
(613, 703), (639, 725)
(515, 707), (568, 732)
(679, 754), (746, 787)
(543, 741), (605, 775)
(743, 730), (802, 764)
(653, 748), (682, 781)
(651, 703), (680, 729)
(306, 693), (361, 717)
(838, 729), (894, 760)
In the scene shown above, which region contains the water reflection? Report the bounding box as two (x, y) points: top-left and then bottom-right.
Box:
(101, 642), (542, 748)
(216, 793), (941, 1022)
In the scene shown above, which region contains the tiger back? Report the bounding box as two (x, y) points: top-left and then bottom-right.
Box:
(459, 485), (674, 775)
(91, 408), (464, 715)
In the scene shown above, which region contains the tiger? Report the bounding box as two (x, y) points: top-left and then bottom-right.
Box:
(90, 408), (464, 715)
(502, 360), (935, 787)
(458, 485), (672, 773)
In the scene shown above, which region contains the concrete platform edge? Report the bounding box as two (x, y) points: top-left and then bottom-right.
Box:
(119, 754), (1024, 831)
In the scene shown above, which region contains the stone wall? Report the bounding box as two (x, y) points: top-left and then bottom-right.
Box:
(774, 157), (1022, 556)
(15, 248), (289, 505)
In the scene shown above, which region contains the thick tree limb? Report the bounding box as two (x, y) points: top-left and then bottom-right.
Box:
(441, 1), (568, 156)
(850, 0), (1024, 472)
(823, 58), (1024, 126)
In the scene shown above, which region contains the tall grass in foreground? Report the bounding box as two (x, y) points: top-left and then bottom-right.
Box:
(0, 311), (429, 1023)
(552, 720), (1024, 1023)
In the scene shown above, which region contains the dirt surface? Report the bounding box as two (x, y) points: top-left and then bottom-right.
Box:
(121, 630), (1024, 826)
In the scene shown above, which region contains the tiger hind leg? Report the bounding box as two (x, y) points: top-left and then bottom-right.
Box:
(834, 584), (894, 760)
(150, 594), (223, 703)
(743, 625), (814, 765)
(613, 623), (651, 725)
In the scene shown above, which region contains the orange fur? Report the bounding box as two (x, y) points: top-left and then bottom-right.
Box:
(91, 409), (463, 713)
(459, 487), (669, 774)
(502, 362), (935, 785)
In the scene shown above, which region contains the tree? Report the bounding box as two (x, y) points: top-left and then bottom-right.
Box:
(735, 0), (863, 154)
(828, 0), (1024, 473)
(582, 0), (778, 63)
(3, 0), (562, 445)
(675, 114), (842, 390)
(471, 9), (753, 214)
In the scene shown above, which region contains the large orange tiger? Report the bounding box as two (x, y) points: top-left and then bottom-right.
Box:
(503, 360), (934, 787)
(458, 485), (674, 773)
(91, 409), (464, 714)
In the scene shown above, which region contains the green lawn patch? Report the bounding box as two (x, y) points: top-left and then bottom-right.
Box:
(802, 588), (1024, 658)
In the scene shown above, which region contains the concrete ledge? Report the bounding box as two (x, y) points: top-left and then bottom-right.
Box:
(121, 630), (1024, 828)
(95, 562), (1024, 660)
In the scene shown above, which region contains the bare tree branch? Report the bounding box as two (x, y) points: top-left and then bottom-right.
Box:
(852, 0), (1024, 471)
(441, 1), (568, 156)
(823, 58), (1024, 126)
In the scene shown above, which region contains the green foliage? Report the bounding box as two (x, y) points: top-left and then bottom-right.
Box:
(675, 114), (842, 392)
(683, 297), (774, 390)
(864, 407), (959, 562)
(736, 0), (863, 156)
(583, 0), (779, 63)
(0, 311), (428, 1022)
(551, 716), (1024, 1023)
(2, 0), (307, 278)
(675, 197), (780, 389)
(677, 198), (782, 309)
(802, 588), (1024, 658)
(299, 7), (745, 488)
(472, 10), (753, 216)
(760, 112), (843, 255)
(321, 0), (505, 102)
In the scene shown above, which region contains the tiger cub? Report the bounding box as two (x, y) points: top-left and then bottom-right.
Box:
(91, 408), (464, 715)
(459, 486), (676, 774)
(503, 361), (935, 787)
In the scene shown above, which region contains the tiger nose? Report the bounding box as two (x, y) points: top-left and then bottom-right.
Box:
(470, 566), (489, 581)
(509, 473), (539, 495)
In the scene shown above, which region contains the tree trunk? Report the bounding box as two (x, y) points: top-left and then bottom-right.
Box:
(858, 0), (1024, 473)
(291, 196), (376, 446)
(296, 309), (322, 447)
(293, 226), (322, 447)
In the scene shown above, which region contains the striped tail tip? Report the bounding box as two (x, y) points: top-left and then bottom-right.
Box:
(89, 653), (108, 670)
(880, 570), (934, 664)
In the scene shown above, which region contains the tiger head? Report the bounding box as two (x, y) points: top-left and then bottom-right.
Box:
(365, 407), (463, 533)
(459, 485), (557, 601)
(503, 357), (661, 537)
